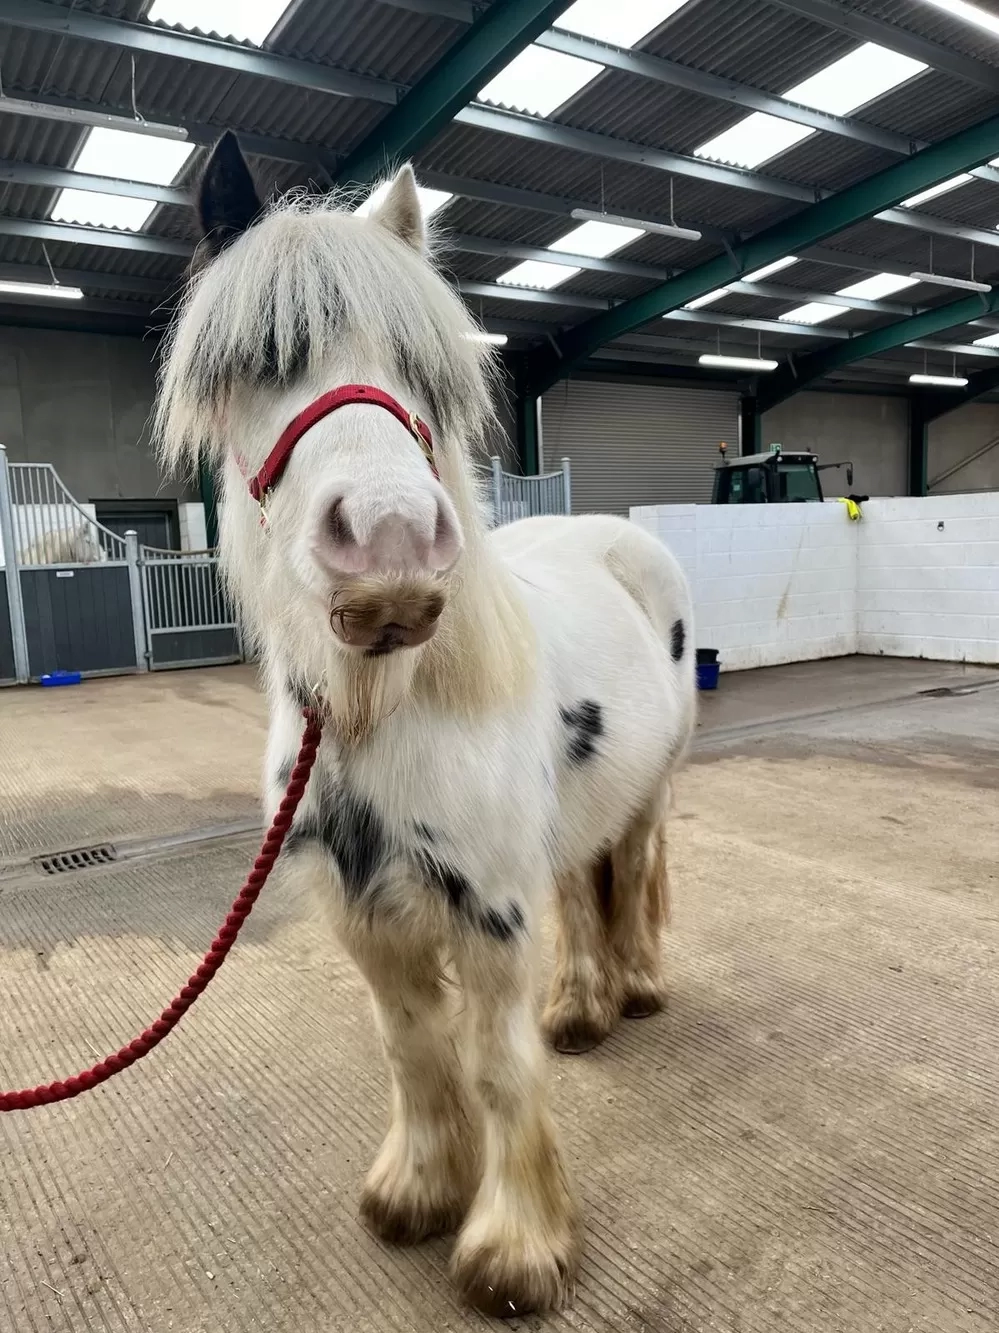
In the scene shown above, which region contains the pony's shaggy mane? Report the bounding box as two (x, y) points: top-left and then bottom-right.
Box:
(153, 187), (497, 473)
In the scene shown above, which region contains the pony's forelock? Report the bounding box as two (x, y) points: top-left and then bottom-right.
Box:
(153, 184), (498, 477)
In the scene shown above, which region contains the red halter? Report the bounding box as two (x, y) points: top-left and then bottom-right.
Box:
(246, 384), (438, 519)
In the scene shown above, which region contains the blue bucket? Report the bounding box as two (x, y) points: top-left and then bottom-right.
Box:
(696, 662), (720, 690)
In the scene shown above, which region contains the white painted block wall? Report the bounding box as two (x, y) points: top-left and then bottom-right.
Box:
(631, 494), (999, 670)
(858, 495), (999, 665)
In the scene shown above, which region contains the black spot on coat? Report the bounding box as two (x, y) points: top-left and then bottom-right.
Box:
(670, 618), (686, 662)
(286, 785), (386, 900)
(418, 851), (473, 914)
(559, 700), (604, 763)
(480, 902), (526, 943)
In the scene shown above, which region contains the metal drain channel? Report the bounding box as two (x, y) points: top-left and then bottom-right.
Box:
(33, 844), (118, 875)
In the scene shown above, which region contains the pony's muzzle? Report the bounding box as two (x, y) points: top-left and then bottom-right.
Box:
(315, 490), (461, 579)
(329, 576), (447, 655)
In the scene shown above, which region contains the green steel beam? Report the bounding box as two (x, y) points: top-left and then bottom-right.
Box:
(531, 110), (999, 393)
(756, 292), (999, 414)
(334, 0), (576, 188)
(915, 364), (999, 426)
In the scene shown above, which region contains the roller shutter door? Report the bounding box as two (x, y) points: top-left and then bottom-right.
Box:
(541, 380), (738, 514)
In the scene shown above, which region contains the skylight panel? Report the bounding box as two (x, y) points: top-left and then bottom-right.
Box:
(901, 174), (974, 208)
(146, 0), (294, 46)
(743, 256), (799, 282)
(914, 0), (999, 40)
(49, 126), (194, 232)
(50, 191), (156, 232)
(553, 0), (691, 48)
(355, 181), (453, 219)
(497, 260), (582, 290)
(837, 273), (918, 300)
(785, 44), (926, 116)
(72, 127), (194, 186)
(477, 46), (603, 117)
(548, 220), (644, 257)
(695, 115), (813, 170)
(694, 43), (926, 169)
(683, 288), (729, 309)
(779, 302), (843, 325)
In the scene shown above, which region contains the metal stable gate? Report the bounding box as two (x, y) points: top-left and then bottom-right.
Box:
(0, 444), (243, 683)
(140, 545), (241, 670)
(489, 455), (571, 525)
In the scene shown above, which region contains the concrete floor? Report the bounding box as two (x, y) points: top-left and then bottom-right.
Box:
(1, 658), (998, 1331)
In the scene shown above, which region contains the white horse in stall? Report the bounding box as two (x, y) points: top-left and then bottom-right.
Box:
(19, 522), (108, 566)
(154, 133), (697, 1317)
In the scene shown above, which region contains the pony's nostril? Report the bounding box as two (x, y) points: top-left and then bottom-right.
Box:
(428, 497), (462, 572)
(326, 496), (355, 549)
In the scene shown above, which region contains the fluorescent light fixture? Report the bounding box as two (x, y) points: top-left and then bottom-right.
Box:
(901, 174), (974, 208)
(780, 301), (842, 325)
(0, 279), (84, 301)
(909, 372), (969, 386)
(838, 272), (919, 300)
(699, 353), (778, 372)
(973, 331), (999, 347)
(683, 288), (729, 309)
(909, 271), (991, 294)
(464, 331), (508, 345)
(477, 46), (603, 117)
(743, 256), (798, 282)
(549, 220), (644, 258)
(496, 260), (582, 289)
(553, 0), (692, 48)
(568, 207), (701, 241)
(49, 126), (195, 231)
(355, 180), (453, 219)
(146, 0), (293, 46)
(694, 42), (926, 168)
(914, 0), (999, 40)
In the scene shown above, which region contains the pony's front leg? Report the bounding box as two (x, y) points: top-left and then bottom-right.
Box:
(451, 915), (580, 1316)
(342, 919), (478, 1244)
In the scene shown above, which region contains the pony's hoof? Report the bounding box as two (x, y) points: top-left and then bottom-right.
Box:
(543, 1011), (609, 1054)
(451, 1231), (576, 1317)
(360, 1180), (466, 1245)
(542, 988), (618, 1054)
(621, 978), (666, 1019)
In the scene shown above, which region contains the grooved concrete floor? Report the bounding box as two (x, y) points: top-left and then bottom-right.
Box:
(1, 660), (998, 1332)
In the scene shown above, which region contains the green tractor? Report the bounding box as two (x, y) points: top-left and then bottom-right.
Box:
(711, 441), (855, 504)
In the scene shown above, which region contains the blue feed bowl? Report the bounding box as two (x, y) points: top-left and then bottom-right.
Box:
(40, 670), (82, 687)
(697, 662), (720, 691)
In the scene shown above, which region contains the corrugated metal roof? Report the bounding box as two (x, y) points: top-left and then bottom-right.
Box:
(0, 0), (997, 388)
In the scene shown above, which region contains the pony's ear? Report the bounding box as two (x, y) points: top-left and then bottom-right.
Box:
(196, 132), (262, 258)
(368, 164), (426, 252)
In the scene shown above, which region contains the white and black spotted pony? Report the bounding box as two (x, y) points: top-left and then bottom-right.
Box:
(154, 133), (697, 1318)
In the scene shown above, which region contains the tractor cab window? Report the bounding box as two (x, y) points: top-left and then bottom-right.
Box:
(742, 466), (768, 503)
(777, 462), (821, 502)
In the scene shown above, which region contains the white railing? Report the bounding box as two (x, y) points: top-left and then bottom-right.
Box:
(489, 456), (571, 526)
(7, 461), (125, 565)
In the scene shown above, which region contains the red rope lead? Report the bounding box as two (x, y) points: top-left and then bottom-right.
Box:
(0, 708), (324, 1113)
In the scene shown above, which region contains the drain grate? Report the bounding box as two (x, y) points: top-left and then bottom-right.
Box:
(34, 843), (118, 875)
